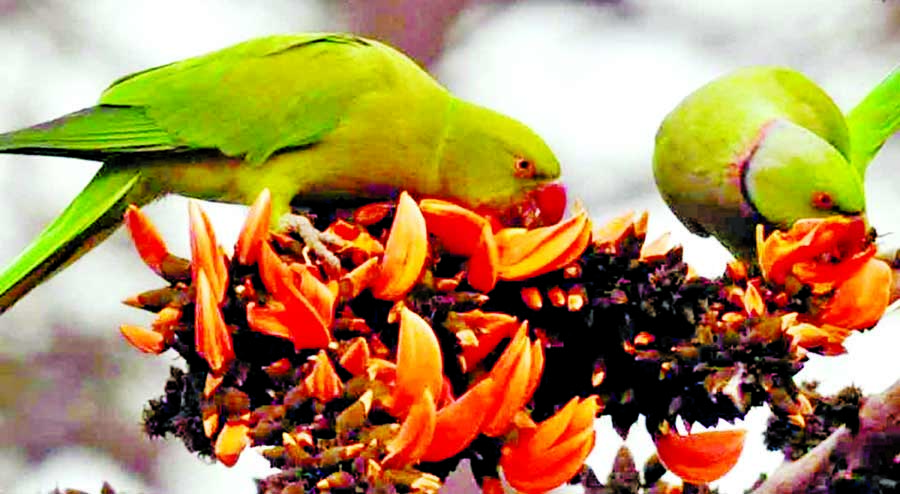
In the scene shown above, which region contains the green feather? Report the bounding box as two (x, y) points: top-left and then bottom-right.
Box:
(846, 66), (900, 176)
(0, 165), (153, 313)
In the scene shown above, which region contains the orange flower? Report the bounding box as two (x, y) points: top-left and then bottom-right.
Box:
(742, 283), (765, 318)
(654, 428), (746, 484)
(214, 413), (252, 467)
(234, 188), (272, 266)
(813, 258), (891, 330)
(382, 389), (437, 469)
(495, 209), (592, 280)
(421, 377), (494, 462)
(370, 192), (428, 300)
(594, 210), (648, 254)
(444, 310), (520, 370)
(119, 324), (166, 354)
(500, 396), (600, 493)
(339, 337), (371, 376)
(304, 350), (344, 403)
(756, 217), (873, 289)
(189, 201), (228, 301)
(195, 269), (234, 375)
(480, 323), (545, 437)
(123, 205), (169, 277)
(783, 319), (851, 356)
(392, 305), (444, 418)
(253, 241), (333, 350)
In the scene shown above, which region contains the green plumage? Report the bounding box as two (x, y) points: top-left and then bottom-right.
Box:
(653, 67), (867, 261)
(0, 33), (562, 313)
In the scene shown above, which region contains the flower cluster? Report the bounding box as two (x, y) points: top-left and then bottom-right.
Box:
(119, 189), (892, 493)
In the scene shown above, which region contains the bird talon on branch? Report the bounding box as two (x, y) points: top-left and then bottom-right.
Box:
(279, 213), (345, 279)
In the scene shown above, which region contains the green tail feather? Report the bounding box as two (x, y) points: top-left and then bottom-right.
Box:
(0, 165), (154, 313)
(846, 66), (900, 176)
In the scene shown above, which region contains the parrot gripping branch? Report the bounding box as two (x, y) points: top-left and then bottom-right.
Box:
(93, 188), (897, 494)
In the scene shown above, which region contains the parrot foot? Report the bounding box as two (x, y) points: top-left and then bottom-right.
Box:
(279, 213), (346, 279)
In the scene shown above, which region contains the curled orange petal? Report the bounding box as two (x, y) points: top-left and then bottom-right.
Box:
(370, 192), (428, 300)
(214, 415), (252, 467)
(353, 201), (394, 226)
(420, 199), (492, 256)
(124, 205), (169, 276)
(482, 323), (535, 437)
(500, 396), (599, 493)
(814, 258), (891, 330)
(119, 324), (166, 354)
(202, 404), (220, 438)
(382, 389), (437, 469)
(496, 210), (591, 280)
(195, 269), (234, 375)
(421, 377), (494, 462)
(326, 219), (384, 263)
(189, 201), (228, 301)
(234, 189), (272, 266)
(654, 428), (746, 484)
(743, 283), (765, 318)
(392, 305), (444, 417)
(304, 350), (344, 404)
(294, 263), (336, 327)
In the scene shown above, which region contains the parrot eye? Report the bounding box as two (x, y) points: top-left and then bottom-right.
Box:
(514, 158), (536, 178)
(812, 191), (834, 210)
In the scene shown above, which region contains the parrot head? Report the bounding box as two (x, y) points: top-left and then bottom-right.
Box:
(437, 99), (566, 227)
(743, 119), (865, 230)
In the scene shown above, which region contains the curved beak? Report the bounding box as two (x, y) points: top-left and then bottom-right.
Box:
(531, 181), (568, 226)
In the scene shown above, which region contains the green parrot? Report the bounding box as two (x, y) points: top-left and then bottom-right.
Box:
(653, 65), (900, 261)
(0, 33), (566, 314)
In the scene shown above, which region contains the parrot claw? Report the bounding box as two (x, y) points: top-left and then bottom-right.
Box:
(279, 213), (345, 279)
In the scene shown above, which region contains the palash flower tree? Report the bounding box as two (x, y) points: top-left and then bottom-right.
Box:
(100, 184), (898, 494)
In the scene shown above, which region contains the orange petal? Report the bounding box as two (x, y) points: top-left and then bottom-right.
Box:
(392, 306), (444, 417)
(785, 322), (851, 356)
(482, 478), (505, 494)
(640, 232), (673, 261)
(370, 192), (428, 300)
(482, 323), (534, 437)
(304, 350), (344, 404)
(119, 324), (166, 354)
(382, 389), (437, 469)
(353, 201), (395, 226)
(202, 404), (220, 438)
(204, 373), (225, 399)
(263, 357), (293, 378)
(195, 269), (234, 375)
(521, 286), (543, 310)
(234, 189), (272, 266)
(189, 201), (228, 301)
(339, 337), (371, 376)
(743, 283), (765, 318)
(421, 377), (494, 462)
(500, 397), (599, 493)
(294, 263), (336, 327)
(420, 199), (492, 256)
(654, 429), (747, 484)
(326, 219), (385, 263)
(496, 210), (591, 280)
(214, 415), (252, 467)
(815, 258), (891, 330)
(246, 302), (291, 340)
(466, 225), (499, 292)
(124, 205), (169, 276)
(522, 339), (545, 405)
(446, 310), (520, 370)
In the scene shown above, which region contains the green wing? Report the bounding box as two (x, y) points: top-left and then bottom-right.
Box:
(0, 34), (387, 163)
(99, 33), (382, 164)
(846, 66), (900, 176)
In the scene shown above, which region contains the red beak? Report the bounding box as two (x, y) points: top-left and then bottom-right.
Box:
(532, 182), (567, 225)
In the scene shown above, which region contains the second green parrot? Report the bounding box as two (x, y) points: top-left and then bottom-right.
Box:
(0, 33), (566, 314)
(653, 65), (900, 261)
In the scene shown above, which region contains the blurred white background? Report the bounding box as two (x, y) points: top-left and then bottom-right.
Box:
(1, 1), (900, 492)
